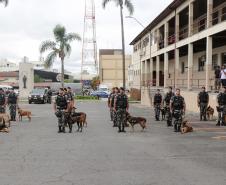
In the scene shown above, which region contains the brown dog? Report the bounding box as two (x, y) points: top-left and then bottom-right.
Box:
(66, 112), (87, 133)
(206, 106), (214, 120)
(126, 112), (147, 131)
(181, 120), (193, 134)
(71, 107), (87, 127)
(18, 107), (31, 122)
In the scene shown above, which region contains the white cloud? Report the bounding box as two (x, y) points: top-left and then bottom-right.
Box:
(0, 0), (173, 73)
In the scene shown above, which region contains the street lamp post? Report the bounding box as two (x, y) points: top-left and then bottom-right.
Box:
(125, 16), (145, 28)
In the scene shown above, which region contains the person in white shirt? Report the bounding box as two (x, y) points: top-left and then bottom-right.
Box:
(220, 65), (226, 87)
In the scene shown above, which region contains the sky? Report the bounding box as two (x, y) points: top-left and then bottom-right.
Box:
(0, 0), (173, 73)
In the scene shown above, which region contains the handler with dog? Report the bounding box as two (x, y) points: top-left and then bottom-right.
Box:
(7, 89), (18, 121)
(216, 86), (226, 126)
(114, 87), (129, 133)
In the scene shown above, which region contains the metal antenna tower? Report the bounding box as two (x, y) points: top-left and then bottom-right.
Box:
(81, 0), (97, 82)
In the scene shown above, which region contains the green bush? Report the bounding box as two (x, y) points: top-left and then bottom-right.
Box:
(75, 95), (99, 100)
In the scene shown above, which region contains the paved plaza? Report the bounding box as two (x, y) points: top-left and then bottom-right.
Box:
(0, 101), (226, 185)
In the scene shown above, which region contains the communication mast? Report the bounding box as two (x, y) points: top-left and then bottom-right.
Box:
(81, 0), (97, 83)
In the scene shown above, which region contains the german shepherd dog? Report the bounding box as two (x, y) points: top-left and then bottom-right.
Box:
(18, 107), (31, 122)
(206, 106), (214, 120)
(181, 120), (193, 134)
(160, 107), (166, 120)
(126, 112), (147, 131)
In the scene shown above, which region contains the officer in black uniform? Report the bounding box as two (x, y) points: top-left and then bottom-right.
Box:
(153, 89), (162, 121)
(7, 89), (18, 121)
(114, 87), (129, 133)
(197, 87), (209, 121)
(216, 86), (226, 126)
(164, 86), (174, 126)
(108, 87), (115, 121)
(54, 88), (70, 133)
(170, 88), (186, 132)
(0, 88), (6, 113)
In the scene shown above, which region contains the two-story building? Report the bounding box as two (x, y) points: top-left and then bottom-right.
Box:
(130, 0), (226, 112)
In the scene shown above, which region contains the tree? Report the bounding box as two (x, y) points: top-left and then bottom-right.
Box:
(91, 76), (100, 90)
(0, 0), (8, 7)
(102, 0), (134, 89)
(34, 74), (44, 83)
(40, 24), (81, 87)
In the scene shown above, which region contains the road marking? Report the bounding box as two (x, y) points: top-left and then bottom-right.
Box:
(212, 136), (226, 140)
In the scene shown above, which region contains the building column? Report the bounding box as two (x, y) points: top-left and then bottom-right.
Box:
(206, 36), (213, 91)
(175, 49), (180, 88)
(147, 60), (150, 86)
(150, 58), (153, 86)
(217, 53), (221, 66)
(175, 12), (180, 42)
(164, 22), (169, 47)
(207, 0), (213, 28)
(156, 56), (160, 87)
(188, 2), (194, 36)
(188, 43), (193, 90)
(164, 52), (169, 88)
(144, 60), (148, 87)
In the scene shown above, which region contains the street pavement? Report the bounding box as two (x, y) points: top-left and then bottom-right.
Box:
(0, 101), (226, 185)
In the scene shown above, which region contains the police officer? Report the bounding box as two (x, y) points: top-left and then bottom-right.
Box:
(164, 86), (174, 126)
(108, 87), (115, 121)
(110, 87), (119, 127)
(153, 89), (162, 121)
(0, 88), (6, 113)
(54, 88), (70, 133)
(170, 89), (186, 132)
(114, 87), (129, 133)
(216, 86), (226, 126)
(7, 89), (18, 121)
(67, 87), (75, 111)
(47, 87), (52, 104)
(197, 87), (209, 121)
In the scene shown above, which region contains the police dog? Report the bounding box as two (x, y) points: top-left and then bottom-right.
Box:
(126, 112), (147, 131)
(206, 106), (214, 120)
(18, 107), (31, 122)
(181, 120), (193, 134)
(160, 107), (166, 120)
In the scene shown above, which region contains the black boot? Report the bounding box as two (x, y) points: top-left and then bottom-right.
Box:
(58, 126), (62, 133)
(216, 121), (220, 126)
(62, 127), (65, 133)
(200, 115), (202, 121)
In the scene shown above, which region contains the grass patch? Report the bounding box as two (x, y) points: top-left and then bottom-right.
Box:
(75, 95), (99, 100)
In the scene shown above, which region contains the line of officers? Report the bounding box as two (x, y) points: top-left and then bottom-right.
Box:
(153, 86), (226, 132)
(0, 88), (18, 123)
(108, 87), (129, 133)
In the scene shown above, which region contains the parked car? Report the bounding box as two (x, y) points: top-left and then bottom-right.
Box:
(28, 88), (48, 104)
(90, 91), (109, 98)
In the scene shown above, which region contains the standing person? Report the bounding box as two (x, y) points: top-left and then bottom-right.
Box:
(7, 89), (18, 121)
(108, 87), (115, 121)
(164, 87), (174, 126)
(114, 87), (129, 133)
(153, 89), (162, 121)
(197, 87), (209, 121)
(67, 87), (75, 110)
(47, 87), (52, 104)
(170, 89), (186, 132)
(216, 86), (226, 126)
(111, 87), (119, 127)
(221, 65), (226, 87)
(215, 66), (221, 92)
(54, 88), (70, 133)
(0, 88), (6, 113)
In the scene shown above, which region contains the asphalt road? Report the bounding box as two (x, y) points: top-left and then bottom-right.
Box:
(0, 101), (226, 185)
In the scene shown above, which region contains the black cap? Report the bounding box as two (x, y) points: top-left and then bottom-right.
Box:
(0, 88), (3, 91)
(120, 87), (125, 91)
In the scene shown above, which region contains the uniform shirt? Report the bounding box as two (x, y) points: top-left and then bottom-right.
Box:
(55, 94), (69, 109)
(215, 68), (221, 78)
(171, 95), (185, 110)
(8, 92), (18, 104)
(164, 92), (174, 105)
(0, 93), (6, 106)
(198, 92), (209, 103)
(154, 94), (162, 104)
(115, 93), (128, 109)
(217, 92), (226, 105)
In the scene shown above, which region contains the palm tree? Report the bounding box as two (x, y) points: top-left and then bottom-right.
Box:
(0, 0), (8, 7)
(40, 24), (81, 87)
(102, 0), (134, 89)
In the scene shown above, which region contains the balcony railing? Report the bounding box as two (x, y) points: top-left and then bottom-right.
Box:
(179, 25), (188, 40)
(193, 14), (207, 34)
(211, 2), (226, 25)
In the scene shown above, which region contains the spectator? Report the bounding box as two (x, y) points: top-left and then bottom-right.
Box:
(215, 66), (221, 92)
(221, 65), (226, 87)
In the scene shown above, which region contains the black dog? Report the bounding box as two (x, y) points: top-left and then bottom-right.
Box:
(160, 107), (166, 121)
